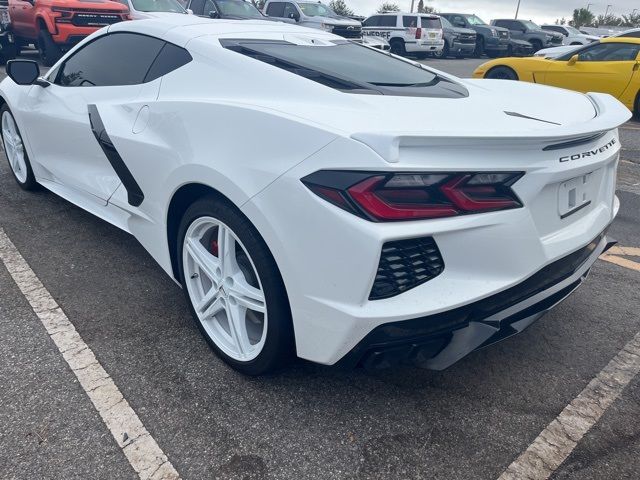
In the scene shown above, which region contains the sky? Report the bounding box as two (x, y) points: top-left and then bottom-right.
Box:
(346, 0), (639, 24)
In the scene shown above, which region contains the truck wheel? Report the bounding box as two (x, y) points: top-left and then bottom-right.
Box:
(37, 30), (62, 67)
(434, 42), (449, 59)
(474, 37), (485, 57)
(389, 39), (407, 57)
(0, 42), (18, 65)
(529, 39), (543, 52)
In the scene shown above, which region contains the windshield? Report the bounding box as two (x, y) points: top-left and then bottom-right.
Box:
(298, 2), (335, 17)
(214, 0), (264, 17)
(440, 17), (452, 28)
(565, 26), (582, 35)
(521, 20), (540, 30)
(465, 15), (486, 25)
(131, 0), (186, 12)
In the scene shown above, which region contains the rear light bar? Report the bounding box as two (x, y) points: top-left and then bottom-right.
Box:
(302, 170), (524, 222)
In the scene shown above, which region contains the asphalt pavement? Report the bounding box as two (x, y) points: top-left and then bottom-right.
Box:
(1, 55), (639, 480)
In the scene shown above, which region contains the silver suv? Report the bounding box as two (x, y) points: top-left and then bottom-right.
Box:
(262, 1), (362, 38)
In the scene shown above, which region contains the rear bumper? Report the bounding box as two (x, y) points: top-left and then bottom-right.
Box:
(337, 229), (614, 370)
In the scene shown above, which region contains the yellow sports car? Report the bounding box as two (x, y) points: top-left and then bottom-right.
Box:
(472, 37), (640, 115)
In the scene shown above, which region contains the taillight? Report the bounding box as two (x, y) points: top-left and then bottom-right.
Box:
(302, 171), (523, 222)
(415, 27), (422, 39)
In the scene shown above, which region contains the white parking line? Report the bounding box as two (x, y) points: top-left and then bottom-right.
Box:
(0, 228), (180, 480)
(498, 330), (640, 480)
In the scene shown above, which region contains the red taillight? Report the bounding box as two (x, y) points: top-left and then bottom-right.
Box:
(302, 171), (523, 222)
(415, 27), (422, 39)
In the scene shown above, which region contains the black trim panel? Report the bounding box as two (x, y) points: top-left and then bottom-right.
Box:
(543, 132), (608, 152)
(88, 104), (144, 207)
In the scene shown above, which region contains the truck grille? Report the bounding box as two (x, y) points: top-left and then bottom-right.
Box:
(332, 25), (362, 39)
(71, 13), (122, 27)
(459, 33), (476, 44)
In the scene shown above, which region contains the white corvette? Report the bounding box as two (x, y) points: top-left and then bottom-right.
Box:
(0, 16), (631, 374)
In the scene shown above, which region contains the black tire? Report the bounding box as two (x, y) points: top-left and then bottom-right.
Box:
(474, 36), (485, 57)
(485, 66), (519, 81)
(529, 39), (543, 53)
(389, 39), (407, 57)
(0, 105), (37, 190)
(485, 50), (502, 59)
(176, 195), (295, 375)
(37, 29), (62, 67)
(0, 42), (18, 64)
(434, 41), (449, 59)
(635, 92), (640, 119)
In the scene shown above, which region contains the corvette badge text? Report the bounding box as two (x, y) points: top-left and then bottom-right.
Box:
(560, 138), (617, 162)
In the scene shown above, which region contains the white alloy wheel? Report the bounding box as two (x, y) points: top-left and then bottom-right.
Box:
(182, 216), (268, 362)
(2, 111), (28, 184)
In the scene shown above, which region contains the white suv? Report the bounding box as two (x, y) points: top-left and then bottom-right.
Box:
(362, 12), (444, 57)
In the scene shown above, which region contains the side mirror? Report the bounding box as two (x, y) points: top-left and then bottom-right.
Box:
(186, 8), (193, 14)
(568, 54), (579, 66)
(6, 60), (41, 86)
(288, 12), (299, 20)
(208, 10), (219, 18)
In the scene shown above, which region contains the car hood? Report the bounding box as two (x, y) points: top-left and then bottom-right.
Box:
(133, 11), (188, 19)
(445, 26), (475, 35)
(308, 16), (359, 26)
(534, 44), (580, 58)
(250, 78), (629, 161)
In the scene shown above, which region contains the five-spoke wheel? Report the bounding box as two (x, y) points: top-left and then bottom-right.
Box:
(1, 105), (37, 190)
(178, 196), (293, 375)
(183, 217), (268, 362)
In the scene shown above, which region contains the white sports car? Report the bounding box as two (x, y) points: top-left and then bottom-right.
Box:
(0, 16), (631, 374)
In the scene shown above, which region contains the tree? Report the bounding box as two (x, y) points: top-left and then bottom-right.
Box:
(554, 17), (566, 25)
(595, 14), (622, 27)
(621, 12), (640, 27)
(329, 0), (354, 17)
(377, 2), (400, 13)
(417, 0), (424, 13)
(572, 8), (594, 28)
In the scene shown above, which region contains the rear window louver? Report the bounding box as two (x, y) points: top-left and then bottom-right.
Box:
(224, 44), (369, 92)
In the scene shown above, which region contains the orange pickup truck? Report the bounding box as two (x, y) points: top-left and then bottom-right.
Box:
(8, 0), (130, 66)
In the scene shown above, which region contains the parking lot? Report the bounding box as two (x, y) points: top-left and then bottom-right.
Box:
(1, 55), (640, 480)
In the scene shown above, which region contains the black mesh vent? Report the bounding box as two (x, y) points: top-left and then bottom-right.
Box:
(370, 237), (444, 300)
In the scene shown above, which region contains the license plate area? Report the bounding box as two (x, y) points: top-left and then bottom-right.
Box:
(558, 172), (596, 219)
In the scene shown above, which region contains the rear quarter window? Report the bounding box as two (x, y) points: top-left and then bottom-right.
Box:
(420, 17), (441, 29)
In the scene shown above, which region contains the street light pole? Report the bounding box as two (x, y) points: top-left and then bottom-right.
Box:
(515, 0), (521, 19)
(586, 3), (592, 11)
(604, 4), (612, 17)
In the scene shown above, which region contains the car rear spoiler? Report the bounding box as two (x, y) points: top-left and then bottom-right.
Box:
(351, 92), (631, 164)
